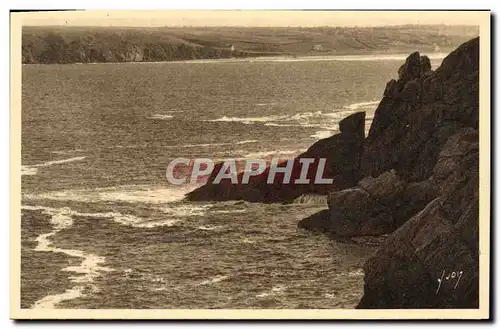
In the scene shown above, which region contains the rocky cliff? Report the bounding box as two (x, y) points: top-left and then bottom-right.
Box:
(185, 37), (480, 308)
(298, 37), (480, 308)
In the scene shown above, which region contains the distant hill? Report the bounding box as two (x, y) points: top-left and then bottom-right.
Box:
(22, 25), (479, 64)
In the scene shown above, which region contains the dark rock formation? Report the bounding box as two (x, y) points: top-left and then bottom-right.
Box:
(186, 111), (366, 203)
(358, 128), (479, 308)
(361, 38), (479, 182)
(297, 210), (330, 232)
(298, 169), (438, 237)
(295, 37), (480, 309)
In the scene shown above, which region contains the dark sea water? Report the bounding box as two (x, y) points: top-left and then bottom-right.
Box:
(20, 54), (445, 309)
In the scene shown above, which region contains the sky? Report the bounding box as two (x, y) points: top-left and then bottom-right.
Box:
(18, 10), (485, 27)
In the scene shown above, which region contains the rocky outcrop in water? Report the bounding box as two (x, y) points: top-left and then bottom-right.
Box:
(186, 112), (366, 203)
(297, 37), (480, 308)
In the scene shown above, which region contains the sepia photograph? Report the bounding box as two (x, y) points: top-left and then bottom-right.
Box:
(10, 10), (491, 319)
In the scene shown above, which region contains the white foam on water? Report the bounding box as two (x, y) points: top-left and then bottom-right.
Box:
(310, 129), (336, 139)
(243, 149), (306, 159)
(309, 100), (380, 139)
(207, 115), (288, 125)
(256, 102), (277, 107)
(197, 225), (220, 231)
(39, 156), (87, 167)
(147, 114), (174, 120)
(24, 185), (193, 205)
(22, 205), (114, 309)
(23, 204), (185, 308)
(161, 204), (212, 217)
(163, 140), (258, 149)
(210, 209), (246, 214)
(334, 269), (365, 278)
(236, 140), (259, 145)
(285, 111), (324, 120)
(22, 156), (87, 176)
(256, 285), (287, 298)
(263, 123), (299, 127)
(21, 166), (38, 176)
(345, 100), (380, 111)
(198, 275), (229, 286)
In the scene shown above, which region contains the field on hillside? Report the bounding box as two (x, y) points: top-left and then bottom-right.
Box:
(22, 25), (479, 63)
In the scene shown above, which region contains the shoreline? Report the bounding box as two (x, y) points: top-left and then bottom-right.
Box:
(22, 50), (453, 66)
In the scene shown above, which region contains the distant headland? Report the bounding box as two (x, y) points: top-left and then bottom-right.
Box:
(22, 25), (478, 64)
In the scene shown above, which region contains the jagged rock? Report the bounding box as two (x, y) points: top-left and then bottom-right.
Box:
(398, 52), (422, 82)
(297, 210), (330, 232)
(298, 167), (439, 237)
(358, 169), (405, 207)
(383, 79), (397, 97)
(358, 128), (479, 308)
(361, 38), (479, 182)
(420, 55), (432, 75)
(294, 38), (480, 309)
(326, 186), (393, 237)
(394, 179), (439, 227)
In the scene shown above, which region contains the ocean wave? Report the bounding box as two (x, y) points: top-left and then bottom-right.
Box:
(205, 100), (379, 141)
(147, 114), (174, 120)
(22, 156), (87, 176)
(198, 275), (229, 286)
(309, 129), (337, 139)
(163, 140), (258, 150)
(263, 123), (301, 127)
(23, 185), (194, 204)
(333, 269), (365, 278)
(197, 225), (221, 231)
(161, 204), (212, 217)
(23, 204), (183, 230)
(243, 149), (306, 159)
(210, 209), (246, 214)
(256, 285), (287, 298)
(23, 205), (113, 309)
(21, 166), (39, 176)
(345, 100), (380, 111)
(255, 102), (277, 107)
(241, 238), (256, 244)
(207, 115), (288, 125)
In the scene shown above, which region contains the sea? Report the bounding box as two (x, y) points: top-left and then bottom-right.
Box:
(20, 53), (446, 309)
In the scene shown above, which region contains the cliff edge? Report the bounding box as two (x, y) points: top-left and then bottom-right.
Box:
(298, 37), (480, 308)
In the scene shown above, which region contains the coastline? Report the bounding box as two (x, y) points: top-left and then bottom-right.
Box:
(187, 37), (481, 309)
(22, 50), (453, 66)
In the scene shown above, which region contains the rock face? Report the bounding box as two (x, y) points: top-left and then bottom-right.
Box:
(296, 37), (480, 308)
(362, 38), (479, 182)
(358, 128), (479, 308)
(186, 111), (366, 203)
(355, 38), (480, 309)
(299, 169), (438, 237)
(187, 36), (480, 308)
